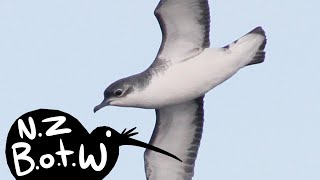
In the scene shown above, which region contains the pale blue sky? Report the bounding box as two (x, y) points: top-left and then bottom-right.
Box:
(1, 0), (319, 179)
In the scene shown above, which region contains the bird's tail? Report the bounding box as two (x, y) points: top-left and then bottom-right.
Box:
(223, 26), (267, 67)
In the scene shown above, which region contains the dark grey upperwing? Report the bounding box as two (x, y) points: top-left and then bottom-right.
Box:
(153, 0), (210, 64)
(144, 96), (204, 180)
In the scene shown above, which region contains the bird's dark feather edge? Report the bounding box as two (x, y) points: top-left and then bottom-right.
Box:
(144, 96), (204, 179)
(154, 0), (211, 58)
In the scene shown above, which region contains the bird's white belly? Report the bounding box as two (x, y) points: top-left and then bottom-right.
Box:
(139, 49), (243, 108)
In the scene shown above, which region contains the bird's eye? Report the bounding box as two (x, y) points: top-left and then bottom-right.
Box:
(114, 89), (123, 97)
(106, 130), (112, 137)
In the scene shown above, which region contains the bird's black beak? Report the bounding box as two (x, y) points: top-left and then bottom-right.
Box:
(121, 137), (182, 162)
(94, 99), (111, 113)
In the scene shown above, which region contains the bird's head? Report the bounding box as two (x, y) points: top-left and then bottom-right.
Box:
(94, 77), (138, 112)
(89, 126), (120, 144)
(91, 126), (182, 162)
(90, 126), (133, 146)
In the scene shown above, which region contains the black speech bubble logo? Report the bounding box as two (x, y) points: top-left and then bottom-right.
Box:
(5, 109), (181, 180)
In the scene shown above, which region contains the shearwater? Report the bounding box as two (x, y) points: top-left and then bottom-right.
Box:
(94, 0), (267, 179)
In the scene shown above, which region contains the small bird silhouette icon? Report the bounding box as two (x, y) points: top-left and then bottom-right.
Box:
(81, 126), (181, 179)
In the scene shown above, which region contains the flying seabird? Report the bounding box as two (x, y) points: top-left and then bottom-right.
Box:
(94, 0), (267, 179)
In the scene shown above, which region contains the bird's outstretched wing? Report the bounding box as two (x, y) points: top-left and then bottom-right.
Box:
(153, 0), (210, 64)
(144, 96), (204, 180)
